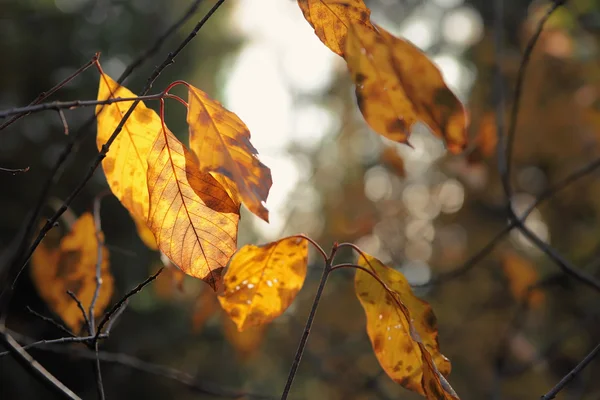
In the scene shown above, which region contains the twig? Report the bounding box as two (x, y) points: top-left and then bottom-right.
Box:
(57, 109), (69, 135)
(0, 166), (30, 175)
(0, 327), (81, 399)
(94, 268), (164, 340)
(0, 94), (165, 119)
(504, 0), (568, 192)
(281, 244), (338, 399)
(7, 0), (226, 300)
(541, 341), (600, 400)
(0, 333), (107, 357)
(0, 55), (96, 131)
(26, 306), (74, 338)
(66, 290), (91, 336)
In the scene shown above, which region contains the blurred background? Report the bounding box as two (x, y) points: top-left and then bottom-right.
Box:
(2, 0), (600, 398)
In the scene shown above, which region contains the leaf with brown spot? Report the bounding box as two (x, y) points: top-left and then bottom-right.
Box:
(96, 69), (158, 249)
(421, 347), (460, 400)
(355, 252), (454, 397)
(222, 315), (266, 360)
(297, 0), (375, 57)
(30, 213), (113, 334)
(345, 23), (468, 153)
(187, 84), (272, 222)
(146, 118), (240, 291)
(502, 252), (545, 309)
(219, 236), (308, 331)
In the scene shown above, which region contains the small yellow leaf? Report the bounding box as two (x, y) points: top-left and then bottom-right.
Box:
(31, 213), (113, 333)
(187, 85), (272, 222)
(146, 121), (240, 291)
(222, 315), (266, 360)
(219, 236), (308, 331)
(297, 0), (375, 57)
(96, 70), (158, 248)
(355, 252), (454, 397)
(346, 23), (468, 153)
(502, 252), (545, 309)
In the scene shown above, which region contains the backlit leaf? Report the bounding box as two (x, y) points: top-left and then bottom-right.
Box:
(31, 213), (113, 333)
(502, 252), (545, 309)
(346, 23), (468, 153)
(297, 0), (375, 57)
(421, 349), (460, 400)
(222, 315), (266, 360)
(219, 236), (308, 331)
(187, 84), (272, 222)
(96, 70), (158, 249)
(355, 252), (454, 397)
(146, 121), (240, 291)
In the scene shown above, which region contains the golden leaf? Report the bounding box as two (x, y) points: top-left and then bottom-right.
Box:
(502, 252), (545, 309)
(30, 213), (113, 333)
(222, 315), (266, 360)
(346, 23), (468, 153)
(297, 0), (375, 57)
(219, 236), (308, 331)
(421, 349), (460, 400)
(96, 70), (158, 249)
(355, 252), (455, 397)
(146, 121), (240, 291)
(187, 85), (272, 222)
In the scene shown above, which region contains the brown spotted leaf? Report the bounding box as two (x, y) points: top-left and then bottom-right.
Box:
(421, 348), (460, 400)
(146, 120), (240, 291)
(30, 213), (113, 333)
(297, 0), (375, 57)
(219, 236), (308, 331)
(346, 23), (468, 153)
(96, 69), (158, 249)
(355, 252), (454, 397)
(187, 84), (272, 222)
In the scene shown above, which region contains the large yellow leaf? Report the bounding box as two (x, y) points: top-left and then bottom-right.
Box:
(96, 71), (158, 249)
(297, 0), (375, 57)
(219, 236), (308, 331)
(30, 213), (113, 333)
(146, 121), (240, 291)
(345, 23), (468, 153)
(187, 85), (272, 222)
(355, 252), (455, 397)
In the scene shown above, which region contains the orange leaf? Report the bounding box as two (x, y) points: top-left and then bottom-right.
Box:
(187, 85), (272, 222)
(146, 120), (240, 291)
(346, 23), (468, 153)
(30, 213), (113, 334)
(96, 70), (158, 249)
(355, 252), (455, 397)
(192, 287), (221, 332)
(219, 236), (308, 331)
(502, 252), (545, 309)
(297, 0), (375, 57)
(222, 315), (266, 360)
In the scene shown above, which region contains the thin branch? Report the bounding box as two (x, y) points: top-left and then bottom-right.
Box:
(541, 341), (600, 400)
(0, 94), (165, 119)
(7, 0), (226, 300)
(0, 55), (97, 131)
(0, 166), (30, 175)
(0, 327), (81, 399)
(281, 244), (338, 399)
(66, 290), (91, 336)
(94, 268), (164, 341)
(0, 334), (107, 357)
(26, 306), (74, 338)
(57, 109), (69, 135)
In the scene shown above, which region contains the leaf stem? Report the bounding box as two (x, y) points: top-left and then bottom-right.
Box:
(280, 243), (338, 399)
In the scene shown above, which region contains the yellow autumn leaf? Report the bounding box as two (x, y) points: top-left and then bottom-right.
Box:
(421, 349), (460, 400)
(96, 69), (158, 249)
(355, 252), (453, 397)
(146, 120), (240, 291)
(30, 213), (113, 333)
(297, 0), (375, 57)
(219, 236), (308, 331)
(502, 252), (545, 309)
(187, 84), (272, 222)
(222, 315), (266, 360)
(346, 23), (468, 154)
